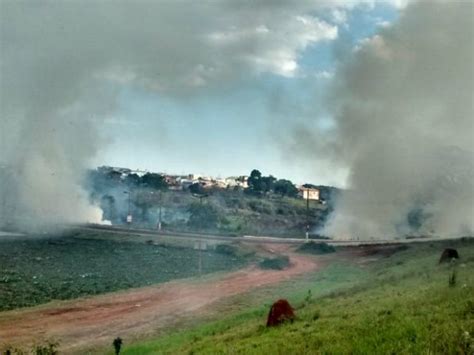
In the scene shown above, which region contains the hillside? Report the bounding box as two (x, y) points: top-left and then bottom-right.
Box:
(121, 238), (474, 354)
(87, 169), (339, 238)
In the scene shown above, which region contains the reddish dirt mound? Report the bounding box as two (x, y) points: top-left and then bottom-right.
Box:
(439, 248), (459, 263)
(266, 299), (295, 327)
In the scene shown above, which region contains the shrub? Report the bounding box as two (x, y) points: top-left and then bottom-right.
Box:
(297, 242), (336, 254)
(248, 200), (274, 214)
(226, 197), (246, 209)
(187, 202), (220, 229)
(259, 255), (290, 270)
(215, 244), (238, 257)
(33, 341), (59, 355)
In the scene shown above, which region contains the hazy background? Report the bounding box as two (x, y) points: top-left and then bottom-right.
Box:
(1, 0), (472, 237)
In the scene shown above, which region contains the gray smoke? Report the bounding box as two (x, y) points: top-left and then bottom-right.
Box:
(320, 1), (474, 238)
(0, 0), (340, 230)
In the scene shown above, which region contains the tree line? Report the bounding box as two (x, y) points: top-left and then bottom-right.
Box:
(246, 169), (299, 197)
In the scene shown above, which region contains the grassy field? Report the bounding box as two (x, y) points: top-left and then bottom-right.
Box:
(0, 231), (248, 311)
(120, 238), (474, 354)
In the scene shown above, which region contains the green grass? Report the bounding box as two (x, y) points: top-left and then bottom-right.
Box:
(0, 231), (248, 311)
(120, 239), (474, 354)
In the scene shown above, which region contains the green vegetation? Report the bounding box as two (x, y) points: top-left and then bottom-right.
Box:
(258, 255), (290, 270)
(246, 170), (299, 198)
(121, 239), (474, 354)
(297, 241), (336, 254)
(3, 340), (59, 355)
(0, 232), (248, 311)
(88, 167), (334, 237)
(187, 202), (220, 230)
(214, 244), (238, 257)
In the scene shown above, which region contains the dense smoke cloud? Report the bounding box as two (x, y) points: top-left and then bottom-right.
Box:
(0, 0), (341, 230)
(319, 1), (474, 238)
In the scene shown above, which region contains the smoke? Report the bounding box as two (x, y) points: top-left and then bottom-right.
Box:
(3, 0), (471, 236)
(0, 0), (342, 230)
(319, 1), (474, 238)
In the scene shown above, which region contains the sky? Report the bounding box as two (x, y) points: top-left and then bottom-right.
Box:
(91, 1), (401, 186)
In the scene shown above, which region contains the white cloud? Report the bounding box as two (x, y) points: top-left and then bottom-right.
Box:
(331, 8), (348, 25)
(207, 14), (337, 78)
(314, 70), (334, 79)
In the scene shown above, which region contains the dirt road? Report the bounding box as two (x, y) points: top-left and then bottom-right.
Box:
(0, 244), (320, 353)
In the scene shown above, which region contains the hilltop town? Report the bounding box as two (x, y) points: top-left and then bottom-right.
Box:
(88, 166), (339, 237)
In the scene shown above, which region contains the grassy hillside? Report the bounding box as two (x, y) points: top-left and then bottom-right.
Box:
(89, 182), (333, 238)
(121, 238), (474, 354)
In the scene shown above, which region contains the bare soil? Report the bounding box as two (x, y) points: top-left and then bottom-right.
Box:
(0, 243), (320, 353)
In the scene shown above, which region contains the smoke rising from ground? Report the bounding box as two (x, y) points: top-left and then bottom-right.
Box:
(319, 1), (474, 238)
(0, 1), (339, 230)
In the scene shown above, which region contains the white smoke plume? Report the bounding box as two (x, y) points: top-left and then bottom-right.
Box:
(320, 1), (474, 239)
(0, 0), (340, 230)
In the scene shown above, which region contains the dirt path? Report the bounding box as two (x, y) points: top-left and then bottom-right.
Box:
(0, 244), (320, 353)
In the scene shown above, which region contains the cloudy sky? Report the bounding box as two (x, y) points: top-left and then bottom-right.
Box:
(95, 1), (402, 186)
(2, 1), (401, 187)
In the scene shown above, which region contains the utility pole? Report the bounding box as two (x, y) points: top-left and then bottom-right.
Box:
(124, 190), (132, 226)
(198, 240), (202, 277)
(194, 239), (205, 277)
(158, 189), (162, 231)
(306, 188), (310, 242)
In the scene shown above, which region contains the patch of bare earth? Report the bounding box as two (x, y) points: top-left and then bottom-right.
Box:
(0, 243), (320, 353)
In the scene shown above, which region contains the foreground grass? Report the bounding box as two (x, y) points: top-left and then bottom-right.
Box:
(122, 239), (474, 354)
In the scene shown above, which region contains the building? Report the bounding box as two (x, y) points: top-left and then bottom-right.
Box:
(225, 175), (248, 189)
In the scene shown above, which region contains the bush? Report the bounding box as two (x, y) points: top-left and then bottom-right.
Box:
(187, 202), (220, 229)
(297, 242), (336, 254)
(33, 341), (59, 355)
(259, 255), (290, 270)
(248, 200), (274, 214)
(226, 197), (246, 209)
(215, 244), (238, 257)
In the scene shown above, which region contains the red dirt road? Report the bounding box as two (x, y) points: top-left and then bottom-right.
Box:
(0, 244), (319, 353)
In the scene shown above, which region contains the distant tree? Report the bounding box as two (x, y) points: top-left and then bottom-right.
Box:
(124, 173), (140, 187)
(274, 179), (298, 197)
(261, 175), (276, 194)
(140, 173), (167, 190)
(106, 170), (122, 181)
(247, 169), (263, 194)
(134, 190), (156, 222)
